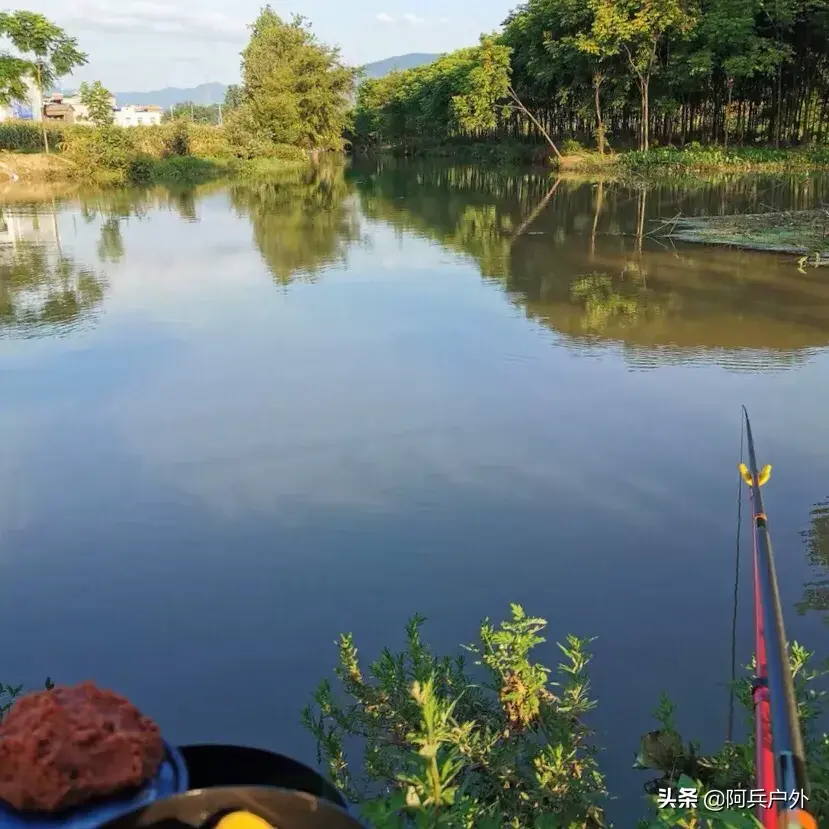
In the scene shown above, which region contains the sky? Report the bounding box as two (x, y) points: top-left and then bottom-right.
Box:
(13, 0), (513, 92)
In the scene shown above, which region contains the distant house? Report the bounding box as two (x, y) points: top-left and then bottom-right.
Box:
(114, 105), (163, 127)
(0, 76), (43, 122)
(43, 93), (75, 123)
(0, 86), (162, 127)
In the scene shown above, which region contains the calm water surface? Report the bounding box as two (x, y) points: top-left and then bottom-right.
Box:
(2, 162), (829, 819)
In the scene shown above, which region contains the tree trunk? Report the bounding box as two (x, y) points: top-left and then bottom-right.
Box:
(774, 64), (783, 147)
(724, 80), (734, 150)
(641, 78), (650, 152)
(507, 85), (563, 161)
(35, 66), (50, 154)
(593, 74), (605, 154)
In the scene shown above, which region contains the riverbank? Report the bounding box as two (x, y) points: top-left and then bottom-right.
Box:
(0, 123), (315, 188)
(0, 149), (310, 188)
(364, 141), (829, 178)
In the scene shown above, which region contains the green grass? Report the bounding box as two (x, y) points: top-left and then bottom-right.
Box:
(619, 146), (829, 175)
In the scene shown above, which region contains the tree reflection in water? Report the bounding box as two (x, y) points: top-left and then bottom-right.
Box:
(797, 497), (829, 623)
(229, 164), (361, 285)
(353, 160), (829, 369)
(0, 205), (108, 338)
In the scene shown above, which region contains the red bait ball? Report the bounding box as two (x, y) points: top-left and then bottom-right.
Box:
(0, 681), (164, 813)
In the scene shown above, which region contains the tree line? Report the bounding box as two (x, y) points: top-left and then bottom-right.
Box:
(354, 0), (829, 151)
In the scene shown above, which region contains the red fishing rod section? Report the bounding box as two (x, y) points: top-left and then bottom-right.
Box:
(751, 501), (779, 829)
(739, 408), (816, 829)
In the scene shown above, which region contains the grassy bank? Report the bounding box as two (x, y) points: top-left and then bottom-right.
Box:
(361, 140), (829, 178)
(0, 122), (314, 187)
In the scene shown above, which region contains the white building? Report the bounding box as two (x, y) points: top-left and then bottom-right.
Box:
(0, 76), (43, 122)
(114, 105), (163, 127)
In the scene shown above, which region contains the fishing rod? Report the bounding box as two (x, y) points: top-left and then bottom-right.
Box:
(738, 407), (815, 829)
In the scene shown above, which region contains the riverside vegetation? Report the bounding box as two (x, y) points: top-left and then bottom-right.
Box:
(3, 605), (828, 827)
(6, 0), (829, 186)
(351, 0), (829, 161)
(0, 7), (355, 185)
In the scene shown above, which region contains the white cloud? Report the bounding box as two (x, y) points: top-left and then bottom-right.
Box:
(375, 11), (395, 23)
(64, 0), (248, 41)
(438, 16), (450, 23)
(402, 12), (425, 24)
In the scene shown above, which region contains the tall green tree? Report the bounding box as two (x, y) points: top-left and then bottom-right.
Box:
(224, 84), (244, 109)
(79, 80), (113, 126)
(451, 36), (512, 133)
(235, 7), (355, 151)
(0, 12), (87, 152)
(581, 0), (697, 150)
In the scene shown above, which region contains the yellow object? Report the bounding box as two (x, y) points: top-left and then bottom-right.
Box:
(737, 463), (772, 487)
(215, 812), (273, 829)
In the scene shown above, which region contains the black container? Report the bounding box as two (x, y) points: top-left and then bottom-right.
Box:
(177, 746), (345, 807)
(100, 745), (364, 829)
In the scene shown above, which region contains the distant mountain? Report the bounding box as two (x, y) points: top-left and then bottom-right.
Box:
(57, 55), (440, 110)
(114, 83), (228, 108)
(360, 53), (440, 79)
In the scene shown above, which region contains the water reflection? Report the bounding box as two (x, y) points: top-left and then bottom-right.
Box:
(0, 205), (107, 338)
(797, 497), (829, 623)
(353, 161), (829, 369)
(229, 165), (361, 284)
(2, 167), (829, 823)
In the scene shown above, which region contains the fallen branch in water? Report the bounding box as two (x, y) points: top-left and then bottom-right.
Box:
(647, 209), (829, 265)
(646, 212), (683, 237)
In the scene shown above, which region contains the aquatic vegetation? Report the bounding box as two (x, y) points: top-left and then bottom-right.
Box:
(657, 210), (829, 259)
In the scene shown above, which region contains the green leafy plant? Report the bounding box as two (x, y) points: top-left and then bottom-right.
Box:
(303, 604), (607, 828)
(78, 80), (114, 127)
(635, 643), (829, 826)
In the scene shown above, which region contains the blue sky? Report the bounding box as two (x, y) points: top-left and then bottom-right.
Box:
(20, 0), (512, 92)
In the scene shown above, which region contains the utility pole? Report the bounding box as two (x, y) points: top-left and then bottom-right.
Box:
(218, 103), (223, 127)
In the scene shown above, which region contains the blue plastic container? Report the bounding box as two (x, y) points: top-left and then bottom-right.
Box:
(0, 743), (188, 829)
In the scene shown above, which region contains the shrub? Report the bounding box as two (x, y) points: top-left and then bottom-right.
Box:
(127, 155), (155, 184)
(163, 120), (190, 157)
(188, 125), (234, 158)
(62, 126), (139, 180)
(130, 125), (167, 158)
(561, 138), (584, 155)
(307, 606), (829, 828)
(152, 156), (226, 184)
(303, 605), (607, 828)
